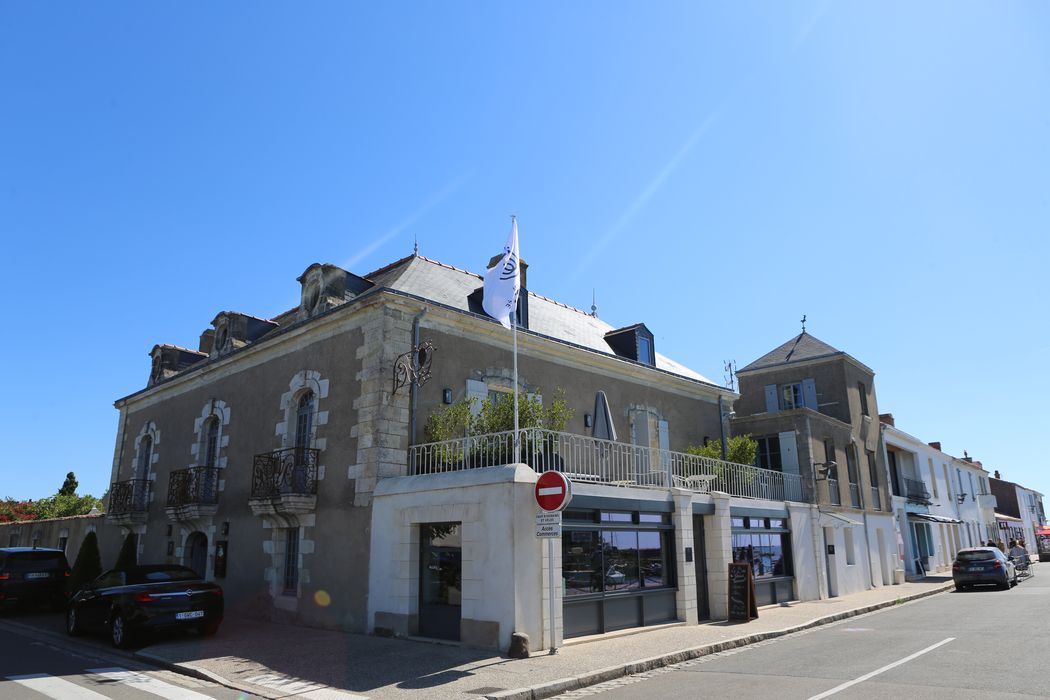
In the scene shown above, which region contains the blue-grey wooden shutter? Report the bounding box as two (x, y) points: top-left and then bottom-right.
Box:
(802, 378), (818, 410)
(764, 385), (779, 413)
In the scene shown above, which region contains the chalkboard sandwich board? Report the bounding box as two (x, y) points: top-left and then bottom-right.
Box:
(728, 562), (759, 622)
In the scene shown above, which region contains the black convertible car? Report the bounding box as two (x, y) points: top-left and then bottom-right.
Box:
(67, 564), (223, 648)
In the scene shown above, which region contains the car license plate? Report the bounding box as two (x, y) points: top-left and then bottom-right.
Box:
(967, 566), (982, 572)
(25, 572), (49, 580)
(175, 610), (205, 620)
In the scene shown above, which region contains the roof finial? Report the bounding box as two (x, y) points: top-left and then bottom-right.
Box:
(413, 235), (418, 256)
(591, 289), (598, 317)
(801, 314), (807, 333)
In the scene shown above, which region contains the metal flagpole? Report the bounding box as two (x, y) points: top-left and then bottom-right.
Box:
(512, 308), (519, 464)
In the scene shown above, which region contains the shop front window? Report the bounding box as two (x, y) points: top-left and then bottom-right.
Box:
(562, 510), (672, 597)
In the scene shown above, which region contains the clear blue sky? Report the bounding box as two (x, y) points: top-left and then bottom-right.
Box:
(2, 2), (1047, 502)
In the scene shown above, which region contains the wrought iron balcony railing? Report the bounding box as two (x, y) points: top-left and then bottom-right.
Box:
(251, 447), (319, 499)
(827, 478), (841, 505)
(408, 428), (810, 503)
(849, 482), (862, 508)
(167, 467), (219, 508)
(904, 477), (932, 505)
(109, 479), (150, 515)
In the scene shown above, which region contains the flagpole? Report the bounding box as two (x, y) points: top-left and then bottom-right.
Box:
(512, 309), (520, 464)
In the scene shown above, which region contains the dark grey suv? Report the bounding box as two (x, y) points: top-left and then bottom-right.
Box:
(953, 547), (1016, 591)
(0, 547), (71, 609)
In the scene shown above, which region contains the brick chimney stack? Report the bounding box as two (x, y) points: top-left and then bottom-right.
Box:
(994, 470), (1001, 479)
(879, 413), (894, 426)
(928, 441), (941, 451)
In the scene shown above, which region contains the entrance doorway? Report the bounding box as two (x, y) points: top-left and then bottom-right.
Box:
(186, 532), (208, 579)
(419, 523), (462, 641)
(692, 515), (709, 620)
(823, 527), (837, 597)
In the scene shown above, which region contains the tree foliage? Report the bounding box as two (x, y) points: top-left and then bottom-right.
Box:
(114, 533), (138, 572)
(59, 472), (79, 497)
(0, 471), (104, 522)
(424, 389), (575, 442)
(688, 434), (759, 466)
(67, 531), (102, 594)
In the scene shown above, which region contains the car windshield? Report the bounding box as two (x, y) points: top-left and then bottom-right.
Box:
(126, 568), (200, 584)
(956, 550), (996, 562)
(2, 552), (67, 572)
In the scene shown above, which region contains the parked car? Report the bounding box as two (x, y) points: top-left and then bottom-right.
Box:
(952, 547), (1017, 591)
(66, 564), (223, 648)
(0, 547), (71, 610)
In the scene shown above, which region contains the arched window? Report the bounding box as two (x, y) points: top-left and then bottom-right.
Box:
(137, 436), (153, 481)
(294, 391), (314, 451)
(202, 418), (220, 468)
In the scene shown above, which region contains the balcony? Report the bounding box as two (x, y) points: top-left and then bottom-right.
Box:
(848, 482), (862, 508)
(249, 447), (319, 519)
(165, 466), (219, 521)
(827, 478), (841, 505)
(904, 477), (932, 506)
(408, 428), (810, 503)
(107, 478), (150, 527)
(977, 492), (998, 510)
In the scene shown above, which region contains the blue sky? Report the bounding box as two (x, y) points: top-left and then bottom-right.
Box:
(2, 2), (1047, 502)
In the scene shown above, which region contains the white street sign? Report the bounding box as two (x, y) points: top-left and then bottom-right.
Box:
(536, 511), (562, 538)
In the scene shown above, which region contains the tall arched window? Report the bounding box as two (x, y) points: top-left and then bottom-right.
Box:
(136, 436), (153, 481)
(294, 391), (315, 451)
(202, 418), (220, 468)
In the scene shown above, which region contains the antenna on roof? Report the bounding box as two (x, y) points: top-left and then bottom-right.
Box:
(591, 289), (598, 317)
(801, 314), (807, 333)
(724, 360), (737, 391)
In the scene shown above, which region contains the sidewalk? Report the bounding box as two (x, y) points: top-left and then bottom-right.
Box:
(1, 578), (953, 700)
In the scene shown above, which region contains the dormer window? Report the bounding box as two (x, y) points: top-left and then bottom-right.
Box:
(604, 324), (656, 367)
(296, 263), (373, 321)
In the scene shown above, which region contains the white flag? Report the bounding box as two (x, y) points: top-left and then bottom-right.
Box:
(483, 218), (521, 329)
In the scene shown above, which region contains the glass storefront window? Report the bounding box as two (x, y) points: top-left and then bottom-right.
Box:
(732, 532), (791, 579)
(563, 510), (672, 597)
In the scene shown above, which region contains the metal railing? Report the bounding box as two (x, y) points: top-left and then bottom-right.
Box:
(870, 485), (882, 511)
(849, 482), (862, 508)
(251, 447), (319, 499)
(904, 477), (931, 505)
(109, 479), (150, 515)
(167, 467), (219, 508)
(827, 478), (841, 505)
(408, 428), (809, 502)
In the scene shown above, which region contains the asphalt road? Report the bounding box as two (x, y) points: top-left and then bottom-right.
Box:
(0, 619), (257, 700)
(555, 568), (1049, 699)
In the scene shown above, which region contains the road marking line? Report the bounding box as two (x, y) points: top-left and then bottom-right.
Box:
(6, 674), (109, 699)
(807, 637), (955, 699)
(86, 667), (215, 700)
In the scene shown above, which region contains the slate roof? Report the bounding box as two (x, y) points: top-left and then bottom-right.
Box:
(364, 255), (715, 385)
(738, 332), (843, 373)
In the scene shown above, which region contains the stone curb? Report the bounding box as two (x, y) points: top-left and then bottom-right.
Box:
(486, 582), (954, 700)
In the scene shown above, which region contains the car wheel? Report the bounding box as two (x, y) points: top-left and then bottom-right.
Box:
(110, 612), (132, 649)
(954, 583), (967, 592)
(999, 577), (1010, 590)
(66, 606), (81, 636)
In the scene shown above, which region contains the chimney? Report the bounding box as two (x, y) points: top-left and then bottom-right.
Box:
(878, 413), (894, 426)
(928, 441), (941, 451)
(994, 470), (1001, 479)
(487, 254), (528, 290)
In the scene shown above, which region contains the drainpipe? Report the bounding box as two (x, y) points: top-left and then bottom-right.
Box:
(805, 413), (827, 599)
(717, 395), (727, 461)
(408, 307), (428, 454)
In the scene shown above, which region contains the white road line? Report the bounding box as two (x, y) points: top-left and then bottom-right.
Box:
(807, 637), (956, 699)
(6, 674), (110, 700)
(86, 667), (215, 700)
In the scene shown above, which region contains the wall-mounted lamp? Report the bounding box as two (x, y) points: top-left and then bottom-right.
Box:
(442, 388), (453, 404)
(813, 461), (837, 481)
(956, 493), (968, 504)
(584, 413), (593, 428)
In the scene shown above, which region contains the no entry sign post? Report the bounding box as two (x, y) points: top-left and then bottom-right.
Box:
(535, 471), (571, 654)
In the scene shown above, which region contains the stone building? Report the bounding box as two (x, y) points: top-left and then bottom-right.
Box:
(729, 332), (898, 599)
(106, 251), (825, 652)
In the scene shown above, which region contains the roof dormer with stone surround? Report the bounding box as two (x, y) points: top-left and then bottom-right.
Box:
(148, 344), (207, 387)
(209, 311), (279, 358)
(296, 263), (374, 322)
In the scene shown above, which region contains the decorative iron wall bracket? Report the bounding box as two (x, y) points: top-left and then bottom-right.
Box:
(393, 340), (435, 394)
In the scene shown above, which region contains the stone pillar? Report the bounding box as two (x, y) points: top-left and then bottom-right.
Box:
(671, 490), (697, 624)
(704, 491), (732, 620)
(349, 305), (414, 507)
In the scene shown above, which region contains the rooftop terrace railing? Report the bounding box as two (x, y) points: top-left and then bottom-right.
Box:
(409, 428), (809, 502)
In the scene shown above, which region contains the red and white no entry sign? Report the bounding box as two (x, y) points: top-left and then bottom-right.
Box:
(535, 471), (572, 512)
